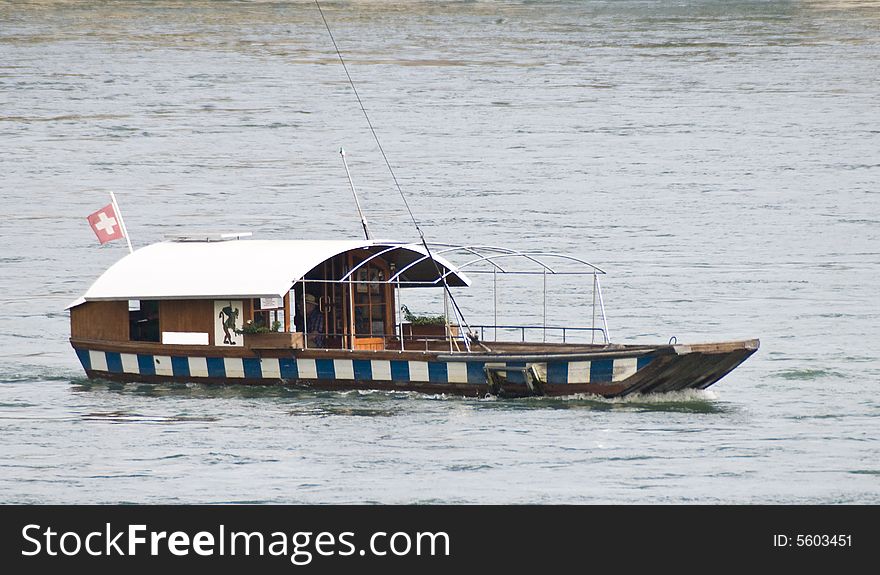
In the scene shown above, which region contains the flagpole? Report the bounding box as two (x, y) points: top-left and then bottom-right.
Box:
(109, 191), (134, 254)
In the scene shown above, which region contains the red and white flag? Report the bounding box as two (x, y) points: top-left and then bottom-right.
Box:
(87, 203), (125, 244)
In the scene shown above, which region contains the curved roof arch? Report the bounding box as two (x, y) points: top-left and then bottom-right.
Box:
(70, 239), (470, 308)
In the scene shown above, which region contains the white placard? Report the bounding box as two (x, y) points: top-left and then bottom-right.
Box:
(260, 296), (283, 309)
(162, 332), (209, 345)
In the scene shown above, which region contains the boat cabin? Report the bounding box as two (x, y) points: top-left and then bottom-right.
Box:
(68, 237), (470, 353)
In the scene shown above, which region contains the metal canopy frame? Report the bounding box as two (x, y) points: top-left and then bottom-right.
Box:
(331, 243), (605, 283)
(298, 242), (611, 348)
(424, 244), (609, 345)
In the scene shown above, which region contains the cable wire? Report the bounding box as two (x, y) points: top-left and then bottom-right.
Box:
(313, 0), (474, 347)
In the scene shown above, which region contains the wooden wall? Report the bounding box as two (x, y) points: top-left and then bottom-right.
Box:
(159, 299), (215, 345)
(70, 301), (129, 342)
(71, 299), (218, 344)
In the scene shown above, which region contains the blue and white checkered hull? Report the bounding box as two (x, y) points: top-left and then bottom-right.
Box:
(72, 339), (759, 397)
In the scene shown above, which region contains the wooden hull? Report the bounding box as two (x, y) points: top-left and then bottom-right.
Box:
(70, 338), (759, 398)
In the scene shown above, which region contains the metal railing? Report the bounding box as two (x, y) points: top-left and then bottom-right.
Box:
(468, 324), (609, 345)
(282, 323), (608, 352)
(293, 330), (458, 352)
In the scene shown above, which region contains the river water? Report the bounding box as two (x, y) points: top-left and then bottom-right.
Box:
(1, 0), (878, 504)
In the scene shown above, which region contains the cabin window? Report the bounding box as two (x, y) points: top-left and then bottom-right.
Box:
(291, 254), (395, 349)
(353, 263), (388, 337)
(253, 297), (284, 331)
(129, 300), (160, 342)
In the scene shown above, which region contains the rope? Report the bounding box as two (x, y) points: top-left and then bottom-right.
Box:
(313, 0), (474, 349)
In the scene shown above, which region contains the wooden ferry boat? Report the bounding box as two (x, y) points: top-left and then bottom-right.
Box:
(69, 4), (757, 397)
(68, 235), (758, 397)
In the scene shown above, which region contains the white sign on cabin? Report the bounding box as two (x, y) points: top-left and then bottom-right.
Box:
(214, 300), (244, 346)
(260, 296), (283, 309)
(162, 332), (209, 345)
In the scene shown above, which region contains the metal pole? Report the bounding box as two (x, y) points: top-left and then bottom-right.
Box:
(340, 147), (372, 240)
(543, 268), (547, 343)
(302, 282), (308, 349)
(493, 268), (498, 342)
(444, 289), (452, 352)
(349, 274), (356, 350)
(109, 191), (134, 254)
(397, 277), (404, 351)
(596, 276), (610, 343)
(591, 273), (597, 344)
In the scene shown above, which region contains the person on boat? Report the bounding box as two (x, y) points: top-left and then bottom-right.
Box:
(303, 293), (325, 347)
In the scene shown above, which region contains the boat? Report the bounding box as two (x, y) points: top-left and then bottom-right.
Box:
(67, 233), (758, 398)
(67, 4), (757, 397)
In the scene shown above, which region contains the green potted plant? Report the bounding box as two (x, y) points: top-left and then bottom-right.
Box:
(237, 319), (282, 335)
(237, 320), (302, 348)
(400, 305), (457, 338)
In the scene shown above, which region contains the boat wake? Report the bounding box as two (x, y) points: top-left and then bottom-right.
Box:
(340, 387), (728, 414)
(59, 377), (728, 414)
(484, 388), (729, 414)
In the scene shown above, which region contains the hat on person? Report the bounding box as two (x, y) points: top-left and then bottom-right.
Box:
(305, 294), (317, 305)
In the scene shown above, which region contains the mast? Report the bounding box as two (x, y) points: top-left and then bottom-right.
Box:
(339, 147), (372, 240)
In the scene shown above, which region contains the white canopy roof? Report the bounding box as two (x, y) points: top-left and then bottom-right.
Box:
(69, 239), (470, 308)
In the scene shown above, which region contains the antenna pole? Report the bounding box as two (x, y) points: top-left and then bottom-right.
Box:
(340, 147), (372, 240)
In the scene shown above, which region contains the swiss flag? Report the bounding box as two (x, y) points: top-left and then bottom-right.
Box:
(87, 203), (125, 244)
